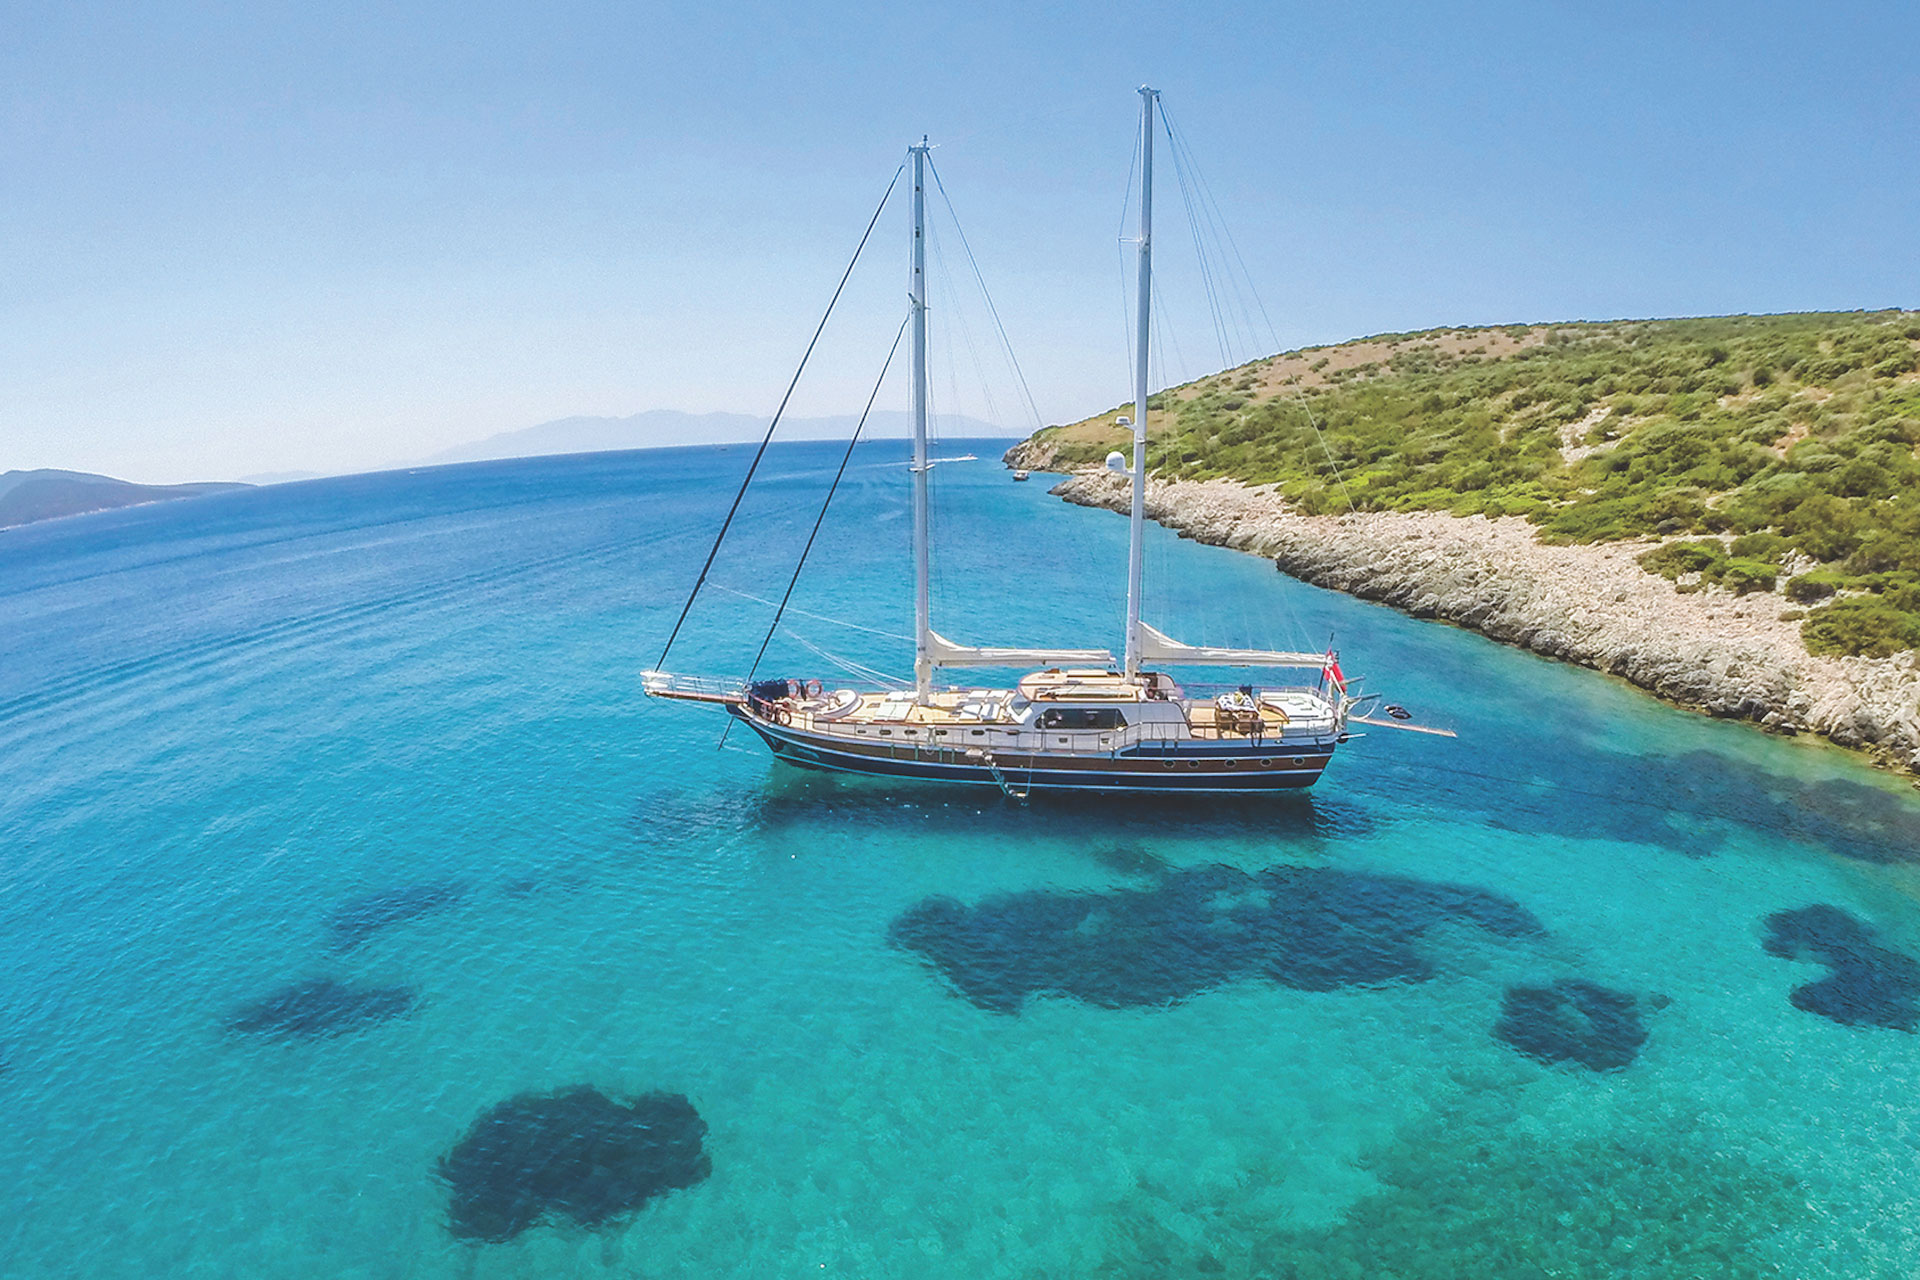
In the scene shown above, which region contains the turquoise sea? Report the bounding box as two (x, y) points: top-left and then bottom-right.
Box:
(4, 440), (1920, 1278)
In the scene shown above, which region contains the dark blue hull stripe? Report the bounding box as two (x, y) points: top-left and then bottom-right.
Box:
(734, 717), (1333, 792)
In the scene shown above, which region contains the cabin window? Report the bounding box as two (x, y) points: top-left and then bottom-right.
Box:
(970, 729), (985, 737)
(879, 729), (892, 736)
(1038, 707), (1126, 730)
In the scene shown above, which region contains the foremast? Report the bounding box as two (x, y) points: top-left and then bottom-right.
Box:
(910, 139), (934, 701)
(903, 135), (1118, 685)
(1124, 85), (1157, 680)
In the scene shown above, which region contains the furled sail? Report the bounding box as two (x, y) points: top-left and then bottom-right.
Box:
(1134, 622), (1326, 668)
(926, 630), (1115, 669)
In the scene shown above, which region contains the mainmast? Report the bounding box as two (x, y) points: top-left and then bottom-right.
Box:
(1124, 86), (1158, 679)
(910, 138), (933, 701)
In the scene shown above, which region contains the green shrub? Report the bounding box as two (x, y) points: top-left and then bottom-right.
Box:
(1847, 530), (1920, 575)
(1640, 541), (1726, 578)
(1035, 311), (1920, 590)
(1784, 571), (1845, 602)
(1728, 531), (1786, 561)
(1781, 494), (1862, 561)
(1718, 558), (1778, 594)
(1801, 598), (1920, 657)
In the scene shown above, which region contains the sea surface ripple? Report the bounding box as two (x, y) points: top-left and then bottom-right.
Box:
(3, 441), (1919, 1278)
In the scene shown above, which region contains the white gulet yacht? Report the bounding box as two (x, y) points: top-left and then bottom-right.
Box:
(645, 89), (1355, 795)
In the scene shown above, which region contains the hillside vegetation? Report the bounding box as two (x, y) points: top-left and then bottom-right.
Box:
(1026, 311), (1920, 658)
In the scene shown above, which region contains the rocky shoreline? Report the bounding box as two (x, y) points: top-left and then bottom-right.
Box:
(1005, 445), (1920, 777)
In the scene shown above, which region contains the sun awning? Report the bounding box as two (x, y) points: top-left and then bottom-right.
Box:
(926, 630), (1116, 669)
(1134, 622), (1327, 668)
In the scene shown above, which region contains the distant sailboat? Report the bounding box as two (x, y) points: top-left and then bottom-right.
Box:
(646, 89), (1355, 795)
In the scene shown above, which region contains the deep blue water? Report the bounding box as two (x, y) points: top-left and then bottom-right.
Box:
(4, 441), (1920, 1277)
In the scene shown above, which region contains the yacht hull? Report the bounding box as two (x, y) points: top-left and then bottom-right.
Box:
(730, 706), (1335, 793)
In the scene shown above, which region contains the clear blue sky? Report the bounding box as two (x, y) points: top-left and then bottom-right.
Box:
(4, 1), (1916, 481)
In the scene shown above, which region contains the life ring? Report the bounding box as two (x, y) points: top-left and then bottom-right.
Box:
(786, 679), (802, 699)
(804, 679), (823, 700)
(774, 707), (792, 726)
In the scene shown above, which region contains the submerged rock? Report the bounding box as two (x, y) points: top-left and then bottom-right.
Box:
(1494, 979), (1649, 1070)
(1763, 904), (1920, 1031)
(438, 1086), (710, 1243)
(327, 881), (466, 950)
(228, 978), (416, 1038)
(889, 863), (1541, 1014)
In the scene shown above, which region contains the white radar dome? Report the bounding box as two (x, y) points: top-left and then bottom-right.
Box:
(1104, 451), (1129, 473)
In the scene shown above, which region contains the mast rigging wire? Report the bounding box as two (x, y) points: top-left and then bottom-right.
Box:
(1162, 132), (1235, 368)
(926, 158), (1045, 435)
(654, 163), (905, 670)
(708, 583), (912, 642)
(926, 212), (1005, 432)
(1160, 105), (1262, 365)
(1116, 114), (1143, 380)
(1154, 102), (1359, 517)
(1160, 102), (1279, 354)
(742, 313), (912, 688)
(716, 313), (910, 748)
(784, 631), (909, 687)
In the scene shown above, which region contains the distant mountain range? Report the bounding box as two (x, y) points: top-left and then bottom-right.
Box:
(0, 469), (251, 531)
(412, 409), (1015, 467)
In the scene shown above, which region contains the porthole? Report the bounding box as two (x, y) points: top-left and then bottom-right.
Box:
(1224, 759), (1238, 769)
(1260, 758), (1273, 767)
(1163, 760), (1176, 770)
(1293, 756), (1305, 766)
(879, 729), (892, 736)
(970, 729), (985, 737)
(1187, 760), (1200, 769)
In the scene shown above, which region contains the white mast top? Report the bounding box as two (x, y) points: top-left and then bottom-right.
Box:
(909, 139), (934, 701)
(1124, 86), (1158, 678)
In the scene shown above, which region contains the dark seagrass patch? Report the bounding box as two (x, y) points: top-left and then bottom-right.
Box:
(228, 978), (417, 1039)
(890, 863), (1542, 1013)
(438, 1086), (711, 1242)
(327, 881), (468, 950)
(1494, 979), (1650, 1071)
(1763, 904), (1919, 1032)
